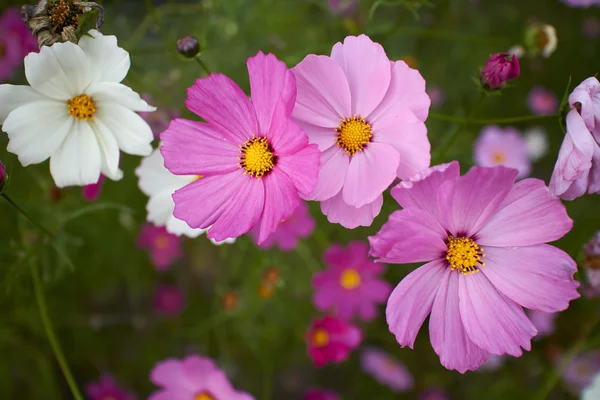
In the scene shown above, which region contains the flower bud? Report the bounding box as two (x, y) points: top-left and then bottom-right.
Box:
(0, 160), (5, 191)
(480, 53), (520, 90)
(524, 23), (557, 59)
(177, 36), (200, 59)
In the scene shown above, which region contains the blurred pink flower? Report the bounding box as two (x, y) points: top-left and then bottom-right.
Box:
(312, 241), (391, 321)
(327, 0), (359, 15)
(303, 388), (340, 400)
(85, 373), (135, 400)
(306, 315), (361, 367)
(0, 8), (37, 82)
(419, 388), (449, 400)
(82, 174), (105, 202)
(473, 125), (531, 178)
(370, 161), (579, 373)
(480, 53), (520, 90)
(292, 34), (431, 229)
(479, 354), (506, 371)
(563, 351), (600, 392)
(361, 347), (413, 392)
(562, 0), (600, 7)
(549, 77), (600, 200)
(528, 310), (558, 338)
(0, 159), (5, 189)
(583, 231), (600, 297)
(250, 201), (315, 251)
(582, 17), (600, 38)
(153, 284), (185, 317)
(427, 86), (445, 107)
(527, 86), (558, 115)
(161, 52), (319, 244)
(137, 224), (183, 270)
(149, 355), (254, 400)
(139, 94), (180, 139)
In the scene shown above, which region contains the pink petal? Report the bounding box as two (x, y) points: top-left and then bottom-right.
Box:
(476, 178), (573, 247)
(346, 241), (368, 259)
(148, 388), (195, 400)
(296, 120), (337, 152)
(343, 142), (399, 207)
(308, 146), (349, 201)
(186, 73), (258, 144)
(330, 35), (391, 117)
(479, 245), (579, 312)
(160, 118), (239, 176)
(459, 272), (537, 357)
(292, 54), (352, 127)
(247, 51), (296, 133)
(320, 191), (383, 229)
(268, 101), (311, 156)
(150, 359), (194, 390)
(386, 260), (447, 348)
(323, 244), (353, 269)
(277, 144), (320, 197)
(429, 271), (489, 373)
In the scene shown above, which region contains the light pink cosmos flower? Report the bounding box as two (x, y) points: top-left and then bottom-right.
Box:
(562, 0), (600, 7)
(312, 241), (392, 321)
(563, 351), (600, 392)
(549, 77), (600, 200)
(473, 125), (531, 178)
(149, 355), (254, 400)
(250, 201), (315, 251)
(306, 315), (362, 367)
(303, 388), (340, 400)
(82, 174), (105, 202)
(85, 373), (135, 400)
(369, 161), (579, 373)
(292, 34), (431, 229)
(528, 310), (558, 338)
(161, 52), (319, 243)
(137, 224), (183, 270)
(527, 86), (558, 115)
(361, 347), (413, 392)
(0, 8), (38, 82)
(154, 284), (185, 317)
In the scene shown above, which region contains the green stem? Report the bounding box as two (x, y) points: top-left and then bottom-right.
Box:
(194, 56), (211, 76)
(31, 261), (84, 400)
(2, 193), (53, 238)
(429, 112), (559, 125)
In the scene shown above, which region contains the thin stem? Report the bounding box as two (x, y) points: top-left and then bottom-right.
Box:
(429, 112), (559, 125)
(2, 193), (53, 238)
(31, 261), (84, 400)
(194, 56), (211, 76)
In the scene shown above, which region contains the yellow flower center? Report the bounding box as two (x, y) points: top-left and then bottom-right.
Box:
(154, 235), (169, 250)
(446, 236), (486, 275)
(492, 151), (506, 164)
(336, 116), (372, 155)
(194, 392), (215, 400)
(67, 94), (96, 120)
(238, 136), (275, 178)
(340, 268), (361, 290)
(312, 328), (329, 348)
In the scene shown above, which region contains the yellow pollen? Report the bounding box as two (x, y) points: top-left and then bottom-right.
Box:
(492, 151), (506, 164)
(340, 268), (361, 290)
(194, 392), (215, 400)
(154, 235), (169, 250)
(446, 236), (486, 275)
(336, 115), (372, 155)
(67, 94), (96, 120)
(238, 136), (275, 178)
(312, 328), (329, 348)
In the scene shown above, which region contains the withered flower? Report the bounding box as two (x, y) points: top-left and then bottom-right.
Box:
(20, 0), (104, 48)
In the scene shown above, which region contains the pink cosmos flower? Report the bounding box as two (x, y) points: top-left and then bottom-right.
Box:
(369, 161), (579, 373)
(154, 284), (185, 316)
(427, 86), (445, 107)
(419, 388), (449, 400)
(137, 224), (183, 270)
(473, 125), (531, 178)
(161, 52), (319, 243)
(149, 355), (254, 400)
(0, 8), (37, 82)
(250, 201), (315, 251)
(292, 34), (431, 229)
(85, 373), (135, 400)
(303, 388), (340, 400)
(563, 351), (600, 392)
(582, 17), (600, 39)
(361, 347), (413, 392)
(528, 310), (558, 338)
(527, 86), (558, 115)
(480, 53), (520, 90)
(312, 241), (392, 321)
(549, 77), (600, 200)
(140, 94), (180, 139)
(82, 174), (105, 202)
(327, 0), (359, 15)
(562, 0), (600, 7)
(583, 231), (600, 297)
(306, 315), (362, 367)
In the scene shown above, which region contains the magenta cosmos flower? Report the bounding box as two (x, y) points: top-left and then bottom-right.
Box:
(292, 34), (431, 229)
(137, 224), (183, 270)
(161, 52), (319, 243)
(550, 77), (600, 200)
(0, 8), (38, 82)
(312, 241), (392, 321)
(82, 174), (105, 202)
(473, 125), (531, 178)
(154, 284), (185, 317)
(480, 53), (520, 90)
(306, 315), (361, 367)
(527, 86), (558, 115)
(361, 347), (413, 392)
(149, 355), (254, 400)
(85, 373), (135, 400)
(303, 388), (340, 400)
(369, 161), (579, 373)
(250, 201), (315, 251)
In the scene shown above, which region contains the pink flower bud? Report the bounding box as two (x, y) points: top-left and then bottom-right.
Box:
(176, 35), (200, 58)
(480, 53), (520, 90)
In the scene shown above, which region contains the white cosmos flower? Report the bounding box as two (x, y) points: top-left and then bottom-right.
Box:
(135, 147), (235, 245)
(0, 29), (155, 187)
(582, 372), (600, 400)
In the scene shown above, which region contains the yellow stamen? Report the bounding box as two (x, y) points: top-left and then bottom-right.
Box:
(446, 236), (485, 275)
(238, 136), (275, 178)
(194, 392), (215, 400)
(336, 115), (372, 155)
(492, 151), (506, 164)
(340, 268), (361, 290)
(312, 328), (329, 348)
(67, 94), (96, 120)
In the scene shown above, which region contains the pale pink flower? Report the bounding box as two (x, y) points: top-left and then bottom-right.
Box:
(82, 174), (105, 202)
(137, 224), (183, 270)
(153, 284), (185, 317)
(473, 125), (531, 178)
(527, 86), (558, 115)
(250, 201), (315, 251)
(563, 351), (600, 392)
(306, 315), (361, 367)
(292, 34), (431, 229)
(327, 0), (359, 15)
(303, 388), (340, 400)
(361, 347), (413, 392)
(0, 8), (37, 82)
(85, 373), (135, 400)
(370, 161), (579, 373)
(562, 0), (600, 7)
(149, 355), (254, 400)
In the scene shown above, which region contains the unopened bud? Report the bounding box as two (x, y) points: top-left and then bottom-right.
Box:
(480, 53), (520, 90)
(177, 35), (200, 58)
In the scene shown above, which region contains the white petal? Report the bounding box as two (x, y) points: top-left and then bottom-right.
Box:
(89, 119), (123, 181)
(24, 42), (90, 100)
(0, 85), (46, 123)
(50, 121), (101, 187)
(78, 30), (130, 84)
(135, 148), (195, 196)
(4, 101), (71, 165)
(88, 82), (156, 112)
(166, 215), (207, 238)
(97, 104), (153, 156)
(147, 190), (175, 226)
